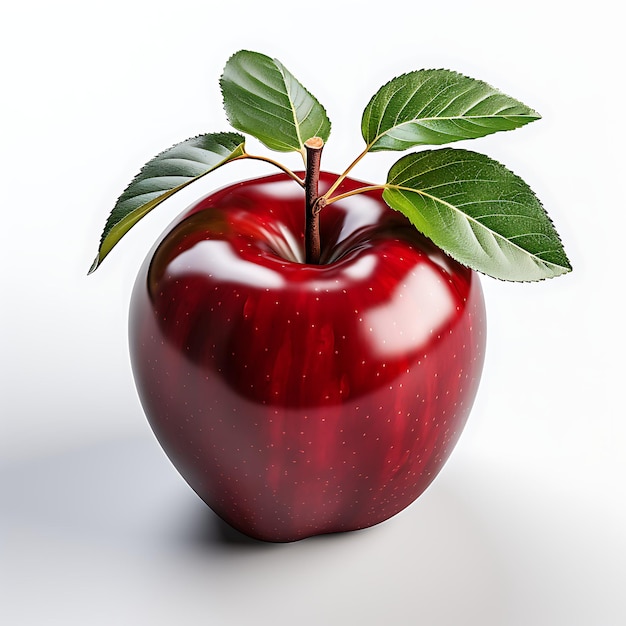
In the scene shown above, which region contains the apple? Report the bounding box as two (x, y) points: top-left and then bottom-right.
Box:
(91, 50), (569, 543)
(129, 171), (486, 542)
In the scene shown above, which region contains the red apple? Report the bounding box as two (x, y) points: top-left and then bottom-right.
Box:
(129, 171), (486, 542)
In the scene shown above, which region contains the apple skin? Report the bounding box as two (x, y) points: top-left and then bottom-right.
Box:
(129, 172), (486, 542)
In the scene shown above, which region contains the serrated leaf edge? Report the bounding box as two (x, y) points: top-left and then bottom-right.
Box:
(220, 50), (331, 154)
(89, 133), (245, 273)
(363, 69), (541, 152)
(383, 150), (572, 282)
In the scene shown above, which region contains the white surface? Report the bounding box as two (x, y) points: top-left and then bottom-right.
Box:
(2, 1), (625, 624)
(2, 433), (623, 626)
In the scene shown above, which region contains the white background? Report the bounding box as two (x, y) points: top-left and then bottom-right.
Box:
(2, 1), (625, 624)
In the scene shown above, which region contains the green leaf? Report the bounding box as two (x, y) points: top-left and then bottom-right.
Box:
(89, 132), (245, 273)
(383, 149), (571, 281)
(220, 50), (331, 154)
(362, 70), (540, 152)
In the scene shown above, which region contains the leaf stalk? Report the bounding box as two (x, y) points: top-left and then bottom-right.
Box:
(325, 184), (388, 206)
(238, 153), (304, 186)
(322, 146), (370, 201)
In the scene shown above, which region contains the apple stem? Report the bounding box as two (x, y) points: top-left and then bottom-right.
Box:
(304, 137), (324, 264)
